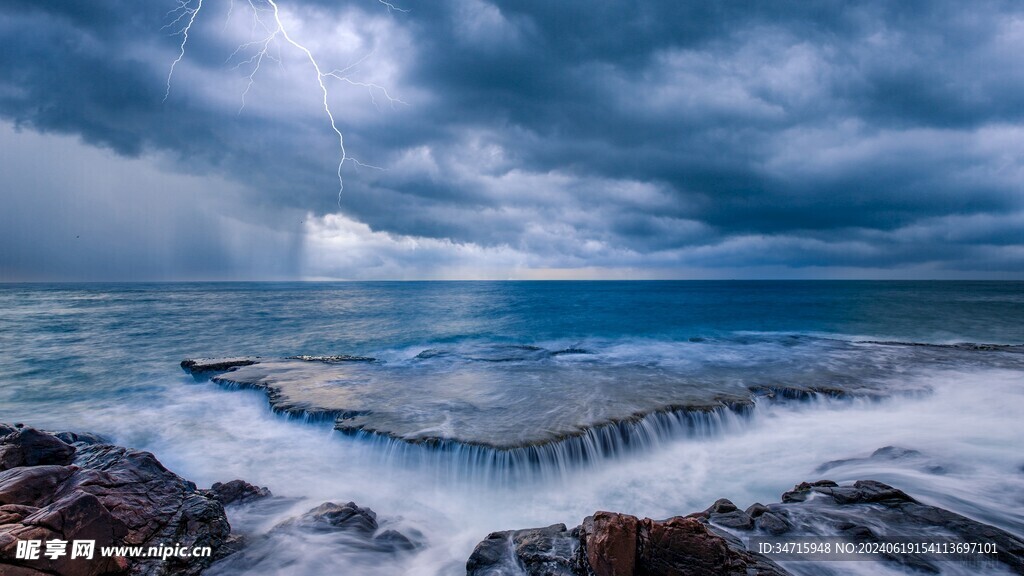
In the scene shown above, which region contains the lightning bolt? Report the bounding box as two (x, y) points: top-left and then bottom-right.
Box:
(163, 0), (404, 205)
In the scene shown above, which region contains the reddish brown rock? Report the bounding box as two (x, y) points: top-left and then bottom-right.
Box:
(639, 516), (782, 575)
(582, 512), (638, 576)
(575, 512), (785, 576)
(0, 491), (129, 576)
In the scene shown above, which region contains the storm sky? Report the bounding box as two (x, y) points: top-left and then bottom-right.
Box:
(1, 0), (1023, 280)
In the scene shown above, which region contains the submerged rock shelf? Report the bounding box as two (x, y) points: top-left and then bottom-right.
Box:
(184, 355), (765, 476)
(182, 340), (1024, 473)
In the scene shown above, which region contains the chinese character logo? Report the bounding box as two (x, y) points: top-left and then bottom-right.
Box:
(71, 540), (96, 560)
(15, 540), (41, 560)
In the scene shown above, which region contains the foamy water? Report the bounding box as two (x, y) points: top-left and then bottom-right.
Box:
(33, 366), (1017, 575)
(1, 282), (1021, 574)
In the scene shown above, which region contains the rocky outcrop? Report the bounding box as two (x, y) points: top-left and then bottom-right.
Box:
(467, 479), (1024, 575)
(287, 355), (377, 363)
(0, 425), (234, 576)
(201, 480), (272, 507)
(179, 358), (259, 373)
(0, 427), (77, 471)
(467, 523), (579, 576)
(271, 501), (417, 552)
(816, 445), (949, 475)
(208, 500), (417, 573)
(467, 513), (784, 576)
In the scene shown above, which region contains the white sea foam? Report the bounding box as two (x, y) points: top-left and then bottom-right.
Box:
(48, 366), (1023, 575)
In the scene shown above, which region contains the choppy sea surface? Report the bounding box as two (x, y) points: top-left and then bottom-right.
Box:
(1, 281), (1022, 575)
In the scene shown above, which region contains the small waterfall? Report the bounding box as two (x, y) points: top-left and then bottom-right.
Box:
(203, 369), (881, 484)
(333, 402), (758, 485)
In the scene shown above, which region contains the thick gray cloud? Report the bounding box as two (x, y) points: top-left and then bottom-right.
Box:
(1, 0), (1022, 279)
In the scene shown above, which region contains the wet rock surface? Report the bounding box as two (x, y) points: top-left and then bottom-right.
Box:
(207, 500), (417, 574)
(467, 511), (785, 576)
(179, 338), (1004, 453)
(0, 425), (233, 576)
(466, 523), (579, 576)
(0, 428), (77, 471)
(179, 358), (259, 373)
(467, 479), (1024, 575)
(202, 480), (273, 507)
(272, 501), (417, 552)
(758, 479), (1024, 574)
(816, 445), (951, 475)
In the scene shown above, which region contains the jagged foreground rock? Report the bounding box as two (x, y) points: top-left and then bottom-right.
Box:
(466, 480), (1024, 575)
(0, 424), (231, 576)
(0, 423), (420, 576)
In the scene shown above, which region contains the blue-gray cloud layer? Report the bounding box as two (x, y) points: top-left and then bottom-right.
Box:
(2, 0), (1023, 278)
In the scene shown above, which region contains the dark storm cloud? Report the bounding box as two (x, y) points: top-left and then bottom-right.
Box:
(1, 0), (1023, 278)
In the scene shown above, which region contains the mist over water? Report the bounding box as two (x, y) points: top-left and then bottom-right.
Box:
(1, 282), (1022, 574)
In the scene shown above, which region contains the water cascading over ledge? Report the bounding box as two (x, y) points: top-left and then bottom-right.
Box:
(179, 337), (995, 482)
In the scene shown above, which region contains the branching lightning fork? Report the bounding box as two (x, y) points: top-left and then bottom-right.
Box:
(164, 0), (404, 205)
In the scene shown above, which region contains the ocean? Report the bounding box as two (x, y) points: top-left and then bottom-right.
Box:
(1, 281), (1022, 575)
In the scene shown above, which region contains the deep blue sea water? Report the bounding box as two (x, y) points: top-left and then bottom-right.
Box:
(1, 281), (1022, 575)
(2, 281), (1021, 412)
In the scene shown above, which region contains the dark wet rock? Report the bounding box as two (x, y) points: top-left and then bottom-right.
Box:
(467, 523), (580, 576)
(286, 501), (379, 535)
(373, 529), (417, 552)
(202, 480), (272, 506)
(208, 499), (418, 573)
(468, 511), (785, 576)
(817, 445), (952, 476)
(754, 512), (790, 536)
(815, 479), (914, 505)
(780, 479), (838, 503)
(707, 498), (738, 514)
(0, 428), (77, 471)
(710, 510), (755, 531)
(745, 503), (769, 518)
(552, 344), (593, 354)
(757, 480), (1024, 573)
(780, 487), (808, 503)
(52, 431), (107, 447)
(697, 499), (755, 530)
(287, 355), (377, 363)
(871, 446), (922, 459)
(467, 479), (1024, 575)
(0, 425), (234, 576)
(634, 516), (785, 576)
(855, 340), (1024, 352)
(180, 357), (259, 373)
(267, 501), (417, 553)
